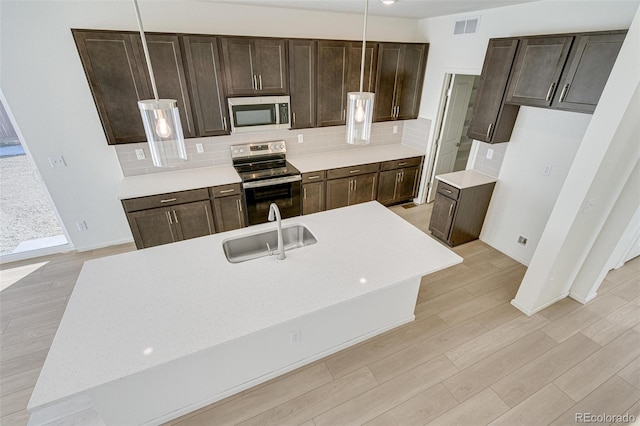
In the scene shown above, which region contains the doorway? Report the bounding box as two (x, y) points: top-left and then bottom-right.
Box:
(426, 74), (479, 202)
(0, 97), (69, 263)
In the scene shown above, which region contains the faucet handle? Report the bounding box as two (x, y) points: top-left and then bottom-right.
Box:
(266, 242), (273, 256)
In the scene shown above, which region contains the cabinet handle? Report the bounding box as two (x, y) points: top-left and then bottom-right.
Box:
(219, 189), (235, 194)
(236, 198), (243, 212)
(400, 171), (404, 182)
(160, 198), (177, 203)
(545, 82), (556, 102)
(445, 189), (452, 194)
(173, 210), (179, 223)
(398, 162), (407, 166)
(303, 187), (307, 200)
(292, 112), (296, 125)
(223, 116), (227, 130)
(253, 75), (258, 90)
(353, 179), (357, 191)
(559, 83), (570, 102)
(307, 175), (321, 180)
(258, 75), (263, 91)
(448, 204), (454, 217)
(396, 106), (400, 118)
(486, 123), (493, 140)
(349, 169), (360, 174)
(166, 211), (173, 225)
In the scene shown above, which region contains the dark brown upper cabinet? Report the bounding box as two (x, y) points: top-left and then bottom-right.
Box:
(220, 37), (288, 96)
(550, 31), (626, 113)
(182, 35), (230, 136)
(504, 35), (574, 108)
(467, 38), (520, 143)
(288, 39), (317, 129)
(374, 43), (428, 122)
(317, 41), (377, 127)
(73, 30), (195, 144)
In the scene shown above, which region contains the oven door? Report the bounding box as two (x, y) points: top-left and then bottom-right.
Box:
(243, 176), (302, 225)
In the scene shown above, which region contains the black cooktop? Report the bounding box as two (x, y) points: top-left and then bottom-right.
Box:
(234, 160), (301, 182)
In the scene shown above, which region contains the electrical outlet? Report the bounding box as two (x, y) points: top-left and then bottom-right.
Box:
(542, 164), (553, 176)
(393, 125), (398, 134)
(135, 149), (146, 160)
(290, 330), (301, 344)
(486, 149), (494, 160)
(196, 143), (204, 153)
(48, 155), (66, 168)
(76, 221), (88, 231)
(298, 134), (304, 143)
(517, 235), (527, 246)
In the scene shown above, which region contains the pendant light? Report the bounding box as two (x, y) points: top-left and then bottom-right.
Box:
(346, 0), (375, 145)
(133, 0), (187, 167)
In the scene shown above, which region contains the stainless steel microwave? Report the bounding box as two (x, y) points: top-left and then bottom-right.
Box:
(227, 96), (291, 133)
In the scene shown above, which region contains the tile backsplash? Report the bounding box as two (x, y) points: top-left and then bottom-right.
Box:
(472, 140), (508, 178)
(116, 121), (413, 177)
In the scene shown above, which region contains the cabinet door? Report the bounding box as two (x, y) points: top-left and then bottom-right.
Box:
(346, 42), (378, 94)
(135, 34), (196, 138)
(253, 38), (288, 95)
(467, 38), (520, 143)
(213, 195), (246, 232)
(396, 44), (427, 120)
(429, 193), (456, 243)
(374, 43), (402, 122)
(127, 207), (177, 249)
(302, 182), (324, 215)
(505, 36), (574, 107)
(317, 41), (349, 126)
(377, 170), (399, 205)
(221, 37), (257, 96)
(182, 35), (230, 136)
(397, 166), (420, 201)
(172, 201), (215, 241)
(326, 177), (351, 210)
(72, 30), (151, 144)
(289, 40), (316, 129)
(352, 173), (378, 205)
(552, 32), (625, 113)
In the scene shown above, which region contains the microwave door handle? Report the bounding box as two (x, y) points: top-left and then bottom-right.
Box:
(275, 103), (280, 125)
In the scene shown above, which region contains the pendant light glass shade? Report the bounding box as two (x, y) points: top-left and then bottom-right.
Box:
(138, 99), (187, 167)
(346, 92), (375, 145)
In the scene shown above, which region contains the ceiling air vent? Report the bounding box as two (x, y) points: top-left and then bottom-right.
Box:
(454, 16), (480, 35)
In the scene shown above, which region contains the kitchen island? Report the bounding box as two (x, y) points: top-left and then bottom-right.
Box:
(28, 202), (462, 425)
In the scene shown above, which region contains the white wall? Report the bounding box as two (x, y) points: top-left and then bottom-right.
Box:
(416, 0), (639, 264)
(0, 0), (420, 251)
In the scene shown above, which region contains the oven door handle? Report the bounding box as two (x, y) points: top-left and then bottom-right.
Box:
(242, 175), (302, 189)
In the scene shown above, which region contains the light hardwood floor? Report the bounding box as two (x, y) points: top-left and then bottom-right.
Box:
(1, 203), (639, 426)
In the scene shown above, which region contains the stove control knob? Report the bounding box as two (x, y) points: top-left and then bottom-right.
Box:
(239, 148), (244, 153)
(233, 149), (238, 154)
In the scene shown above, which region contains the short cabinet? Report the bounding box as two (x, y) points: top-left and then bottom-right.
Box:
(210, 183), (246, 232)
(220, 37), (288, 96)
(122, 189), (214, 249)
(467, 38), (520, 143)
(182, 35), (230, 136)
(550, 31), (626, 113)
(428, 179), (495, 247)
(301, 171), (325, 215)
(326, 163), (379, 210)
(317, 41), (377, 127)
(288, 39), (317, 129)
(374, 43), (428, 122)
(377, 157), (423, 206)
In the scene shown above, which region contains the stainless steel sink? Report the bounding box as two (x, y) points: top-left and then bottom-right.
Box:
(222, 224), (317, 263)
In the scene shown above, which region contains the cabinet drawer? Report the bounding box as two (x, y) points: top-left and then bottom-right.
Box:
(436, 181), (460, 199)
(122, 188), (210, 212)
(380, 156), (422, 171)
(302, 171), (326, 183)
(327, 163), (379, 180)
(210, 183), (242, 198)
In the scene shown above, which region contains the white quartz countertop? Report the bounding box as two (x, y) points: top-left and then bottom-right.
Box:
(29, 202), (462, 410)
(117, 165), (241, 199)
(435, 169), (497, 189)
(288, 145), (425, 173)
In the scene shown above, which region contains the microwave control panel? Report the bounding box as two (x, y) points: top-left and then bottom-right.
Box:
(279, 103), (289, 124)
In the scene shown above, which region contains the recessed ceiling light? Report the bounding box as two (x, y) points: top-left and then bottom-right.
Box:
(381, 0), (396, 5)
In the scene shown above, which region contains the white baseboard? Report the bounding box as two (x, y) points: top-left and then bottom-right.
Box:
(479, 235), (530, 266)
(511, 291), (570, 316)
(569, 291), (597, 304)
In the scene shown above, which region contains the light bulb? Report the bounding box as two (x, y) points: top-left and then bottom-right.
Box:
(155, 117), (172, 138)
(354, 101), (366, 123)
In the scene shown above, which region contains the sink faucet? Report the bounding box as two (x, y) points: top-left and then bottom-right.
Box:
(268, 203), (285, 260)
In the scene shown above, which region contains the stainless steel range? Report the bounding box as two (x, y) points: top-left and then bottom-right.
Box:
(231, 141), (302, 226)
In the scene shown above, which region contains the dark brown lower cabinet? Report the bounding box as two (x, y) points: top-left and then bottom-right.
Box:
(377, 157), (422, 206)
(326, 173), (378, 210)
(429, 180), (495, 247)
(210, 183), (246, 232)
(126, 200), (214, 249)
(303, 182), (325, 215)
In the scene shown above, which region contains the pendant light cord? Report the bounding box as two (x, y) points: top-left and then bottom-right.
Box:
(133, 0), (159, 101)
(359, 0), (369, 93)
